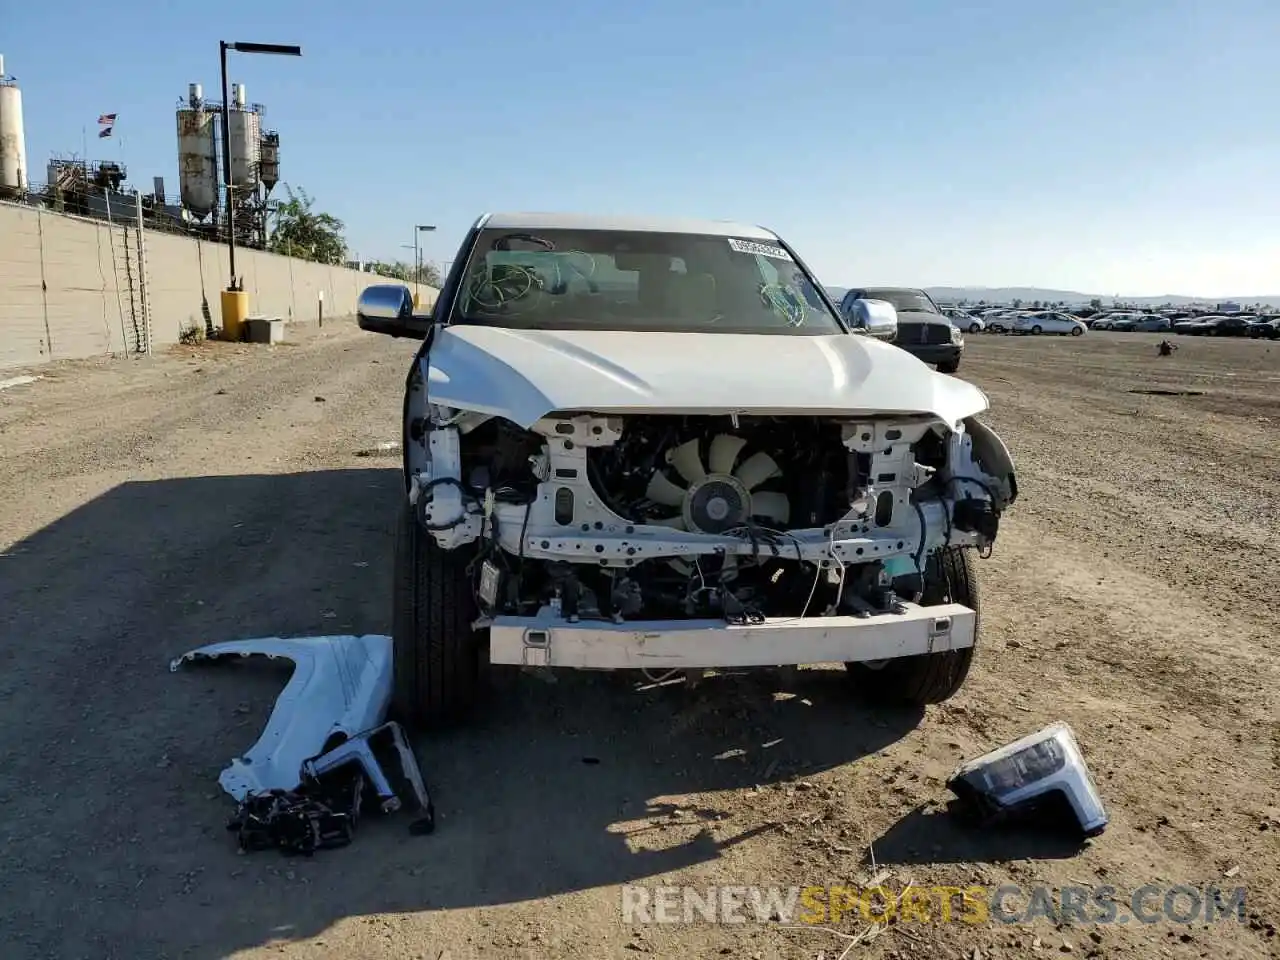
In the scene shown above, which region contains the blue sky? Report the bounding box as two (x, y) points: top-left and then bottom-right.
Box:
(8, 0), (1278, 295)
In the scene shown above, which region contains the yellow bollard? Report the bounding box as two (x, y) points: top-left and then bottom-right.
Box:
(220, 289), (250, 342)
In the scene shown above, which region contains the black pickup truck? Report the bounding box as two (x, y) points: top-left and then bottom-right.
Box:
(839, 287), (964, 373)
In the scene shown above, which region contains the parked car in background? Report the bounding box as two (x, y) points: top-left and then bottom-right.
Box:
(1246, 316), (1280, 339)
(1173, 316), (1212, 334)
(840, 287), (964, 373)
(1093, 312), (1142, 331)
(1012, 312), (1087, 336)
(943, 307), (984, 333)
(1107, 315), (1144, 331)
(1196, 315), (1252, 337)
(1130, 316), (1173, 332)
(983, 310), (1017, 333)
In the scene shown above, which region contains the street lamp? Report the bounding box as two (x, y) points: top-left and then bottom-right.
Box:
(399, 243), (418, 285)
(413, 224), (436, 305)
(220, 39), (302, 302)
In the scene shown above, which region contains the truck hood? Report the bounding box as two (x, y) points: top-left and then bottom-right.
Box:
(423, 326), (989, 428)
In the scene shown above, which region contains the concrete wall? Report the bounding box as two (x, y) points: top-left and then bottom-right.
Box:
(0, 201), (438, 370)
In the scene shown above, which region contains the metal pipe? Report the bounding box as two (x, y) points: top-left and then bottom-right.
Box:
(218, 40), (302, 292)
(414, 223), (436, 302)
(219, 40), (237, 291)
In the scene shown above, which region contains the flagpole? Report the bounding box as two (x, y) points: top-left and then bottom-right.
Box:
(82, 126), (87, 161)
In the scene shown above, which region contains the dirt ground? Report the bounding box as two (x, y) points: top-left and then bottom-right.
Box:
(1, 322), (1277, 960)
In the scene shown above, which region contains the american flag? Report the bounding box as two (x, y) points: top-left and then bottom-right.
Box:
(98, 113), (117, 125)
(98, 126), (113, 138)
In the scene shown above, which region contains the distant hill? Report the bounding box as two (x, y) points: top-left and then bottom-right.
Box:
(825, 285), (1280, 308)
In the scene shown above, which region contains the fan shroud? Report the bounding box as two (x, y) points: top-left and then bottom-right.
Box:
(642, 434), (791, 533)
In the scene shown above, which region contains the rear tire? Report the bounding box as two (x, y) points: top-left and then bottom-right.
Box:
(969, 322), (981, 334)
(1031, 325), (1042, 335)
(391, 499), (488, 728)
(846, 547), (980, 705)
(937, 358), (961, 374)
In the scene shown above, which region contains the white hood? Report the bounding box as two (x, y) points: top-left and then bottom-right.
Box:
(424, 326), (988, 428)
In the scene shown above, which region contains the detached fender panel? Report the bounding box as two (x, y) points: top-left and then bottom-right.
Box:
(170, 634), (393, 801)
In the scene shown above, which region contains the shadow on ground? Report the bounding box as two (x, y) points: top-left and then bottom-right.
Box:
(2, 469), (927, 958)
(870, 804), (1088, 866)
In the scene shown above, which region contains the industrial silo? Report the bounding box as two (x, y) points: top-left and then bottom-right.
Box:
(226, 83), (261, 192)
(0, 55), (29, 199)
(258, 130), (280, 194)
(176, 83), (218, 219)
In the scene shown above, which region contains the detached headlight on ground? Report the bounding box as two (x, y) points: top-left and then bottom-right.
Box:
(946, 721), (1108, 837)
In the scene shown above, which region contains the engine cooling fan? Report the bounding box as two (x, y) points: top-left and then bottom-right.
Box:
(644, 435), (790, 532)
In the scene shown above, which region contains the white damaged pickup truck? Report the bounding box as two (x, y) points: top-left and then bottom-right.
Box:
(357, 213), (1018, 726)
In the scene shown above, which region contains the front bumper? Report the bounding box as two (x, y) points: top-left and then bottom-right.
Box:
(900, 343), (962, 366)
(488, 602), (975, 669)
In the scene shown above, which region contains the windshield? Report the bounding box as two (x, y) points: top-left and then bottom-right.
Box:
(856, 289), (939, 315)
(450, 229), (843, 335)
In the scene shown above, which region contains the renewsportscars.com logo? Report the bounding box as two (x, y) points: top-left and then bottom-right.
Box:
(621, 883), (1249, 926)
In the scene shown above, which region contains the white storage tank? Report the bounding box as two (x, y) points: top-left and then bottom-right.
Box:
(227, 106), (261, 191)
(0, 55), (29, 199)
(176, 89), (218, 218)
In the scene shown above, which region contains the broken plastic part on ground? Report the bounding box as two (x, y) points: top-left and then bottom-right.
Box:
(227, 721), (435, 856)
(169, 634), (393, 801)
(946, 721), (1109, 837)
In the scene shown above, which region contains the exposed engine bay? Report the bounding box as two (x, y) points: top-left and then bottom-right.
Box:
(406, 397), (1017, 627)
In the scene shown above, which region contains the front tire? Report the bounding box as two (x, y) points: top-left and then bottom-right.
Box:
(392, 499), (488, 728)
(1070, 326), (1083, 336)
(1031, 325), (1042, 335)
(846, 547), (980, 705)
(969, 322), (981, 334)
(937, 358), (961, 374)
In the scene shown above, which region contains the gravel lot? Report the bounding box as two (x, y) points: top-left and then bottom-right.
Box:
(1, 323), (1277, 960)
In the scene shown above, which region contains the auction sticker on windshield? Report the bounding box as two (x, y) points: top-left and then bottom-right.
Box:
(727, 238), (793, 261)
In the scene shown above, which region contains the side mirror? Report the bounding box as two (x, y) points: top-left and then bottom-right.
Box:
(848, 298), (898, 341)
(357, 284), (432, 339)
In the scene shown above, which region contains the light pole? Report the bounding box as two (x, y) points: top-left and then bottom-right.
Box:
(400, 243), (418, 286)
(220, 40), (302, 304)
(413, 224), (436, 306)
